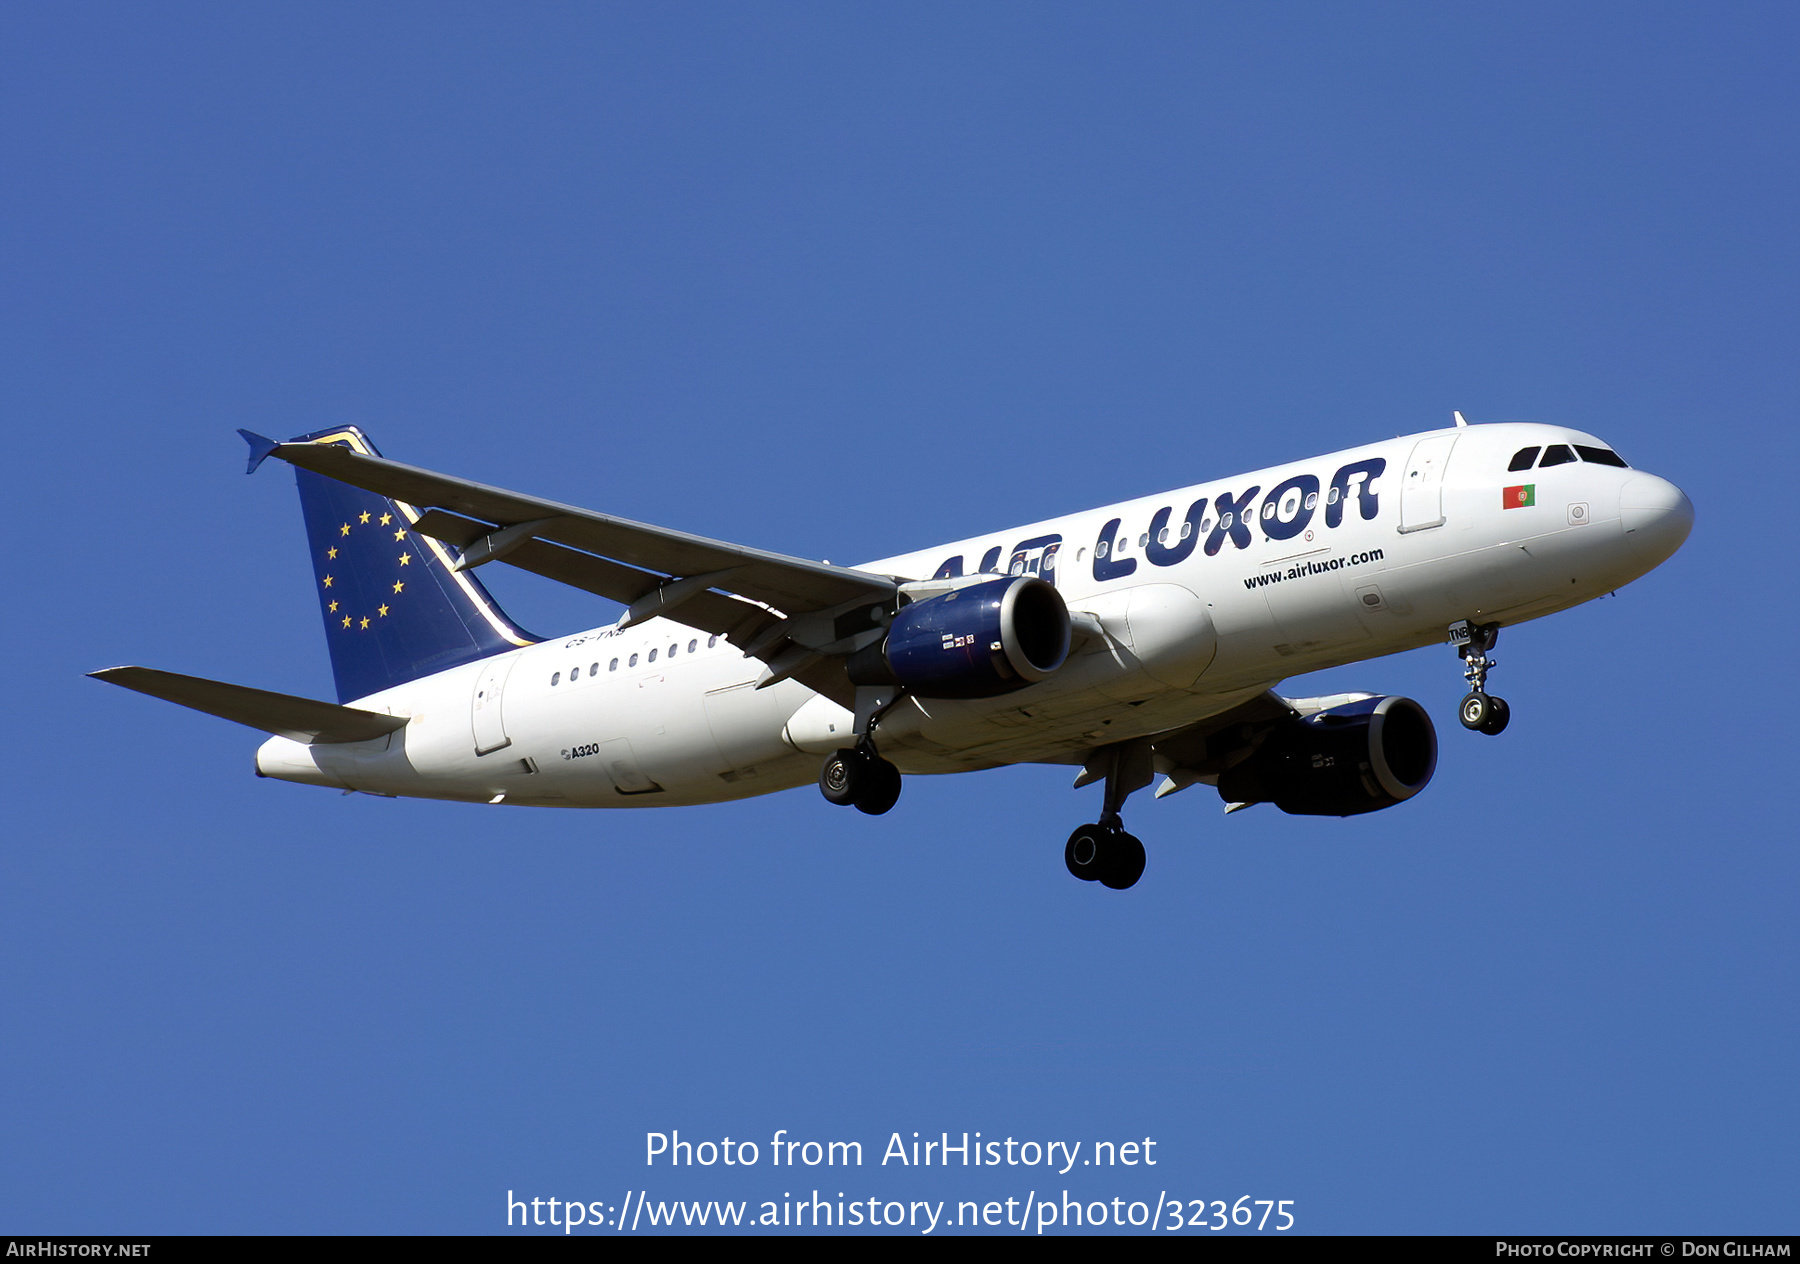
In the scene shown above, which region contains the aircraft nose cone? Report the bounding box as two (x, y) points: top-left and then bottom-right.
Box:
(1619, 473), (1694, 560)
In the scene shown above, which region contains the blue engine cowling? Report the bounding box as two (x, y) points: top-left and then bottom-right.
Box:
(1216, 695), (1437, 816)
(847, 576), (1071, 699)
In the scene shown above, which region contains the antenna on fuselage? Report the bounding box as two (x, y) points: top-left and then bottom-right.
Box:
(1453, 411), (1469, 427)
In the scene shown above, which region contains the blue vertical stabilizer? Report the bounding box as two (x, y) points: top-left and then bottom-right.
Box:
(254, 426), (539, 703)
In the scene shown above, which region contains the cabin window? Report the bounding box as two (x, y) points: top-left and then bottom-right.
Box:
(1138, 533), (1149, 547)
(551, 672), (561, 686)
(1509, 447), (1540, 471)
(1539, 444), (1576, 467)
(1180, 521), (1192, 539)
(590, 662), (599, 676)
(648, 648), (658, 662)
(609, 658), (619, 671)
(1326, 487), (1340, 504)
(569, 666), (579, 680)
(629, 653), (638, 667)
(1304, 492), (1318, 510)
(669, 643), (679, 657)
(1220, 513), (1234, 529)
(1096, 540), (1109, 558)
(1200, 517), (1215, 533)
(708, 635), (719, 648)
(1576, 445), (1629, 468)
(688, 639), (697, 653)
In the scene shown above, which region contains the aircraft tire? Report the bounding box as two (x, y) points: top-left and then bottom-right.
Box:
(1478, 696), (1511, 736)
(1064, 824), (1107, 881)
(1459, 692), (1493, 731)
(854, 759), (903, 815)
(819, 748), (867, 806)
(1099, 831), (1146, 890)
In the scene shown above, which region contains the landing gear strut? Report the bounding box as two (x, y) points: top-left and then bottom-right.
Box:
(1452, 620), (1510, 736)
(818, 688), (904, 815)
(1065, 739), (1152, 889)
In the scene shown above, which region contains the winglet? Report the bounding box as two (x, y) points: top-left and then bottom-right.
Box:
(238, 429), (281, 475)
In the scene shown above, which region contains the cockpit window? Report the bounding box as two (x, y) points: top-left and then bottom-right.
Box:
(1575, 445), (1629, 468)
(1539, 444), (1576, 467)
(1508, 447), (1540, 472)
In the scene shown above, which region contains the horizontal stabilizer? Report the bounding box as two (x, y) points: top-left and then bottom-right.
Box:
(89, 666), (408, 745)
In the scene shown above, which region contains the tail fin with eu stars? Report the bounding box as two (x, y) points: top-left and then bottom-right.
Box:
(241, 426), (539, 703)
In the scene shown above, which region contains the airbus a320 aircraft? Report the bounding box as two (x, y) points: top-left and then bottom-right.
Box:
(93, 415), (1691, 889)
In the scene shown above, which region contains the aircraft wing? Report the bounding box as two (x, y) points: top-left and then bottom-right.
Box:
(245, 433), (902, 706)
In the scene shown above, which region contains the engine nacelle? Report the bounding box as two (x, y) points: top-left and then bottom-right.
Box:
(848, 576), (1071, 699)
(1217, 695), (1437, 816)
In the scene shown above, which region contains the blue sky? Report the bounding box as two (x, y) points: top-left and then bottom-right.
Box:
(3, 2), (1795, 1235)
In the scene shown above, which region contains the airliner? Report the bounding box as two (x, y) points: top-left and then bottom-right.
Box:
(91, 415), (1692, 889)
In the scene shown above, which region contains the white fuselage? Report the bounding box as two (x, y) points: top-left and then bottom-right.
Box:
(255, 423), (1691, 807)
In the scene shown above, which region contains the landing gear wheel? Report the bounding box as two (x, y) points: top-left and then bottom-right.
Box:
(1064, 824), (1146, 889)
(1477, 695), (1510, 736)
(820, 748), (904, 813)
(1459, 692), (1494, 731)
(819, 748), (868, 806)
(1099, 831), (1146, 890)
(854, 758), (903, 815)
(1064, 824), (1108, 881)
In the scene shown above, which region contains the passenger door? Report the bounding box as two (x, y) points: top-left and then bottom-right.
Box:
(1398, 434), (1460, 533)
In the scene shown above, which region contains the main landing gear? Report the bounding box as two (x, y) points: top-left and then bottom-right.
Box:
(819, 743), (902, 816)
(1452, 620), (1511, 737)
(1064, 739), (1152, 890)
(1064, 821), (1146, 890)
(818, 688), (905, 816)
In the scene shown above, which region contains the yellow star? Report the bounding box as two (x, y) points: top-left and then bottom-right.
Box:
(360, 616), (370, 629)
(378, 604), (389, 617)
(393, 581), (405, 593)
(322, 575), (333, 588)
(340, 524), (351, 536)
(359, 511), (371, 524)
(393, 528), (406, 541)
(379, 513), (392, 526)
(328, 600), (338, 612)
(397, 552), (411, 566)
(327, 547), (338, 559)
(341, 616), (352, 628)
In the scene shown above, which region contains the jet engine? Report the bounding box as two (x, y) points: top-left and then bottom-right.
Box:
(1217, 695), (1437, 816)
(847, 576), (1071, 699)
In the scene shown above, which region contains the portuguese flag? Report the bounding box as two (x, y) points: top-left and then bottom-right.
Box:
(1503, 483), (1536, 509)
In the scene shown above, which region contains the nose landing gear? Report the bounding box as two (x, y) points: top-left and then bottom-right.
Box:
(1451, 620), (1510, 736)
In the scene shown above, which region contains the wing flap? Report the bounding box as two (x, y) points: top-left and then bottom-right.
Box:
(90, 667), (409, 745)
